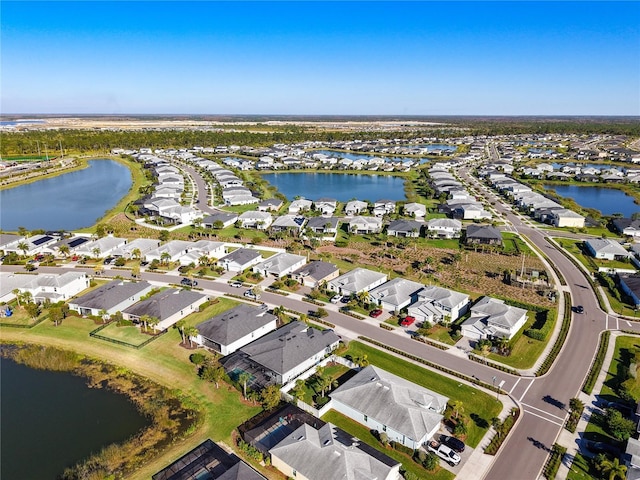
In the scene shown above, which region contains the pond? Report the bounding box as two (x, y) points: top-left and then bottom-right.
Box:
(262, 172), (407, 202)
(0, 159), (132, 232)
(0, 357), (150, 479)
(543, 184), (640, 217)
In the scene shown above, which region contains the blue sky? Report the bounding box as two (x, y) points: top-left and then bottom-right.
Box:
(2, 1), (639, 115)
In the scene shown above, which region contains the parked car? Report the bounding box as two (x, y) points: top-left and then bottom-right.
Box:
(103, 257), (114, 265)
(442, 435), (466, 453)
(181, 278), (197, 287)
(369, 309), (383, 318)
(230, 281), (243, 288)
(244, 289), (260, 300)
(400, 315), (416, 327)
(585, 441), (621, 457)
(331, 295), (343, 304)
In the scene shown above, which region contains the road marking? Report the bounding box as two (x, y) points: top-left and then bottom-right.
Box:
(627, 321), (633, 327)
(509, 377), (522, 394)
(605, 314), (608, 330)
(521, 403), (566, 421)
(521, 408), (565, 427)
(518, 378), (536, 403)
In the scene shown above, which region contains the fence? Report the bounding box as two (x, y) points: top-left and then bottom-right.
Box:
(89, 322), (168, 349)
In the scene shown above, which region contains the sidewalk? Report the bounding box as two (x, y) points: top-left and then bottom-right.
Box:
(554, 330), (619, 479)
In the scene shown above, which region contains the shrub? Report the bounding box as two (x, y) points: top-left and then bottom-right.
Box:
(524, 329), (546, 341)
(390, 441), (414, 456)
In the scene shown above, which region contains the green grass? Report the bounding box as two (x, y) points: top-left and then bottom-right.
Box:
(299, 364), (352, 406)
(179, 298), (239, 329)
(566, 452), (598, 480)
(0, 304), (47, 326)
(424, 324), (458, 345)
(96, 322), (154, 346)
(322, 410), (454, 480)
(342, 341), (501, 447)
(502, 232), (534, 255)
(554, 237), (634, 272)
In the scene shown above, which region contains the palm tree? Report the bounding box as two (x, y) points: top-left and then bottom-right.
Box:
(450, 400), (464, 420)
(160, 251), (171, 266)
(186, 326), (199, 348)
(175, 319), (186, 344)
(491, 417), (502, 438)
(131, 248), (141, 261)
(12, 289), (22, 307)
(291, 379), (306, 402)
(599, 457), (627, 480)
(92, 247), (101, 260)
(147, 315), (160, 332)
(17, 241), (29, 258)
(139, 314), (151, 332)
(58, 244), (70, 258)
(239, 371), (251, 399)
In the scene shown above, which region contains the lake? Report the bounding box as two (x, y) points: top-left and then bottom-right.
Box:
(312, 150), (417, 163)
(543, 184), (640, 217)
(0, 159), (132, 231)
(0, 357), (149, 479)
(262, 172), (406, 202)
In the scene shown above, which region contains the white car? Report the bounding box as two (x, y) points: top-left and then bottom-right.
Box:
(330, 295), (343, 304)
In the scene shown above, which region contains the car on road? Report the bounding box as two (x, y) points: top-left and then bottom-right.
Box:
(369, 309), (383, 318)
(230, 281), (243, 288)
(181, 278), (198, 287)
(103, 257), (114, 265)
(574, 305), (584, 314)
(400, 315), (416, 327)
(584, 441), (621, 457)
(244, 289), (261, 300)
(330, 295), (343, 304)
(442, 435), (466, 453)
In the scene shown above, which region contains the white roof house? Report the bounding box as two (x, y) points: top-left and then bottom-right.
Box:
(585, 238), (631, 261)
(146, 240), (194, 263)
(408, 285), (470, 324)
(403, 202), (427, 218)
(3, 234), (58, 255)
(110, 238), (161, 259)
(427, 218), (463, 239)
(74, 237), (128, 258)
(461, 296), (528, 340)
(252, 252), (307, 278)
(330, 365), (448, 450)
(347, 216), (383, 234)
(16, 271), (90, 304)
(369, 278), (424, 313)
(327, 268), (388, 296)
(288, 198), (313, 214)
(217, 248), (264, 272)
(551, 209), (585, 228)
(238, 211), (273, 230)
(344, 200), (369, 216)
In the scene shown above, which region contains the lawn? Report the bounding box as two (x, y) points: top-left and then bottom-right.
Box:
(502, 232), (534, 255)
(179, 297), (240, 329)
(0, 303), (48, 327)
(601, 335), (640, 401)
(566, 452), (598, 480)
(94, 322), (156, 347)
(0, 313), (268, 480)
(298, 364), (354, 407)
(554, 237), (633, 272)
(322, 410), (454, 480)
(423, 324), (458, 345)
(342, 341), (501, 447)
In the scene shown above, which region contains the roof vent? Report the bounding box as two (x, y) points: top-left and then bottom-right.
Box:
(323, 439), (331, 445)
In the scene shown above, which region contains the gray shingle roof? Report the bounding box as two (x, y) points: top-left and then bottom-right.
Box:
(123, 288), (206, 321)
(292, 261), (339, 282)
(72, 280), (152, 311)
(197, 304), (276, 346)
(219, 248), (262, 265)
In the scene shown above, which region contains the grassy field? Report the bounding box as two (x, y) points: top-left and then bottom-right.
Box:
(554, 237), (633, 272)
(0, 309), (271, 479)
(341, 341), (501, 447)
(94, 322), (156, 346)
(322, 410), (454, 480)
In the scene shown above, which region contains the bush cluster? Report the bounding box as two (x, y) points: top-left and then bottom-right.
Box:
(582, 331), (610, 394)
(535, 292), (572, 376)
(411, 335), (448, 351)
(542, 444), (566, 479)
(484, 408), (519, 455)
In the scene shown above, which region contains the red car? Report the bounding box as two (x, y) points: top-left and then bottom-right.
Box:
(369, 309), (383, 318)
(400, 316), (416, 327)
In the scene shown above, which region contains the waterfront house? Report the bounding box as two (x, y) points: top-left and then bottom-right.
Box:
(373, 199), (396, 217)
(313, 198), (338, 216)
(123, 288), (209, 331)
(344, 200), (369, 216)
(69, 280), (154, 317)
(288, 198), (313, 214)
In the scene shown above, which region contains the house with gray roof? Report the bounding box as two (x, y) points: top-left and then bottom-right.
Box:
(585, 238), (632, 261)
(110, 238), (161, 259)
(221, 321), (340, 389)
(217, 248), (264, 272)
(373, 199), (396, 217)
(69, 280), (154, 317)
(269, 422), (401, 480)
(619, 273), (640, 307)
(344, 200), (369, 216)
(177, 240), (227, 266)
(270, 215), (306, 235)
(369, 278), (424, 313)
(327, 268), (388, 296)
(427, 218), (462, 239)
(461, 296), (528, 341)
(291, 260), (340, 288)
(74, 236), (128, 258)
(238, 211), (273, 230)
(145, 240), (194, 263)
(613, 218), (640, 240)
(549, 208), (585, 228)
(194, 304), (277, 355)
(408, 285), (470, 325)
(202, 212), (239, 229)
(386, 219), (422, 238)
(13, 271), (90, 304)
(257, 198), (284, 212)
(252, 252), (306, 278)
(0, 273), (37, 303)
(330, 365), (448, 449)
(403, 202), (427, 218)
(305, 216), (340, 241)
(347, 216), (383, 234)
(623, 436), (640, 480)
(123, 288), (209, 331)
(465, 224), (502, 246)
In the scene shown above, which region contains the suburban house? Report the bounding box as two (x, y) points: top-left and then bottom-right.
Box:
(74, 236), (128, 258)
(427, 218), (463, 239)
(585, 238), (631, 261)
(0, 234), (25, 253)
(347, 216), (383, 234)
(177, 240), (227, 266)
(408, 285), (470, 325)
(252, 252), (307, 278)
(217, 248), (264, 272)
(369, 278), (424, 313)
(146, 240), (194, 264)
(47, 235), (91, 256)
(238, 211), (273, 230)
(305, 217), (340, 241)
(461, 296), (528, 340)
(0, 273), (41, 303)
(403, 202), (427, 218)
(465, 225), (503, 246)
(344, 200), (369, 216)
(202, 212), (239, 229)
(291, 261), (340, 288)
(373, 199), (396, 217)
(122, 288), (209, 331)
(327, 268), (388, 296)
(15, 271), (90, 304)
(550, 208), (586, 228)
(613, 218), (640, 240)
(270, 215), (306, 235)
(257, 198), (284, 212)
(313, 198), (338, 216)
(220, 321), (340, 390)
(193, 304), (278, 355)
(110, 238), (161, 259)
(69, 280), (154, 317)
(623, 436), (640, 480)
(4, 234), (62, 256)
(288, 198), (313, 214)
(386, 220), (423, 238)
(330, 365), (448, 450)
(269, 422), (401, 480)
(618, 273), (640, 307)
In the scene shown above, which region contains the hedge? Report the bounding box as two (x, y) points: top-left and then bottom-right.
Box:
(535, 292), (572, 377)
(411, 335), (448, 351)
(582, 330), (610, 394)
(380, 324), (394, 331)
(543, 444), (566, 479)
(484, 408), (520, 455)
